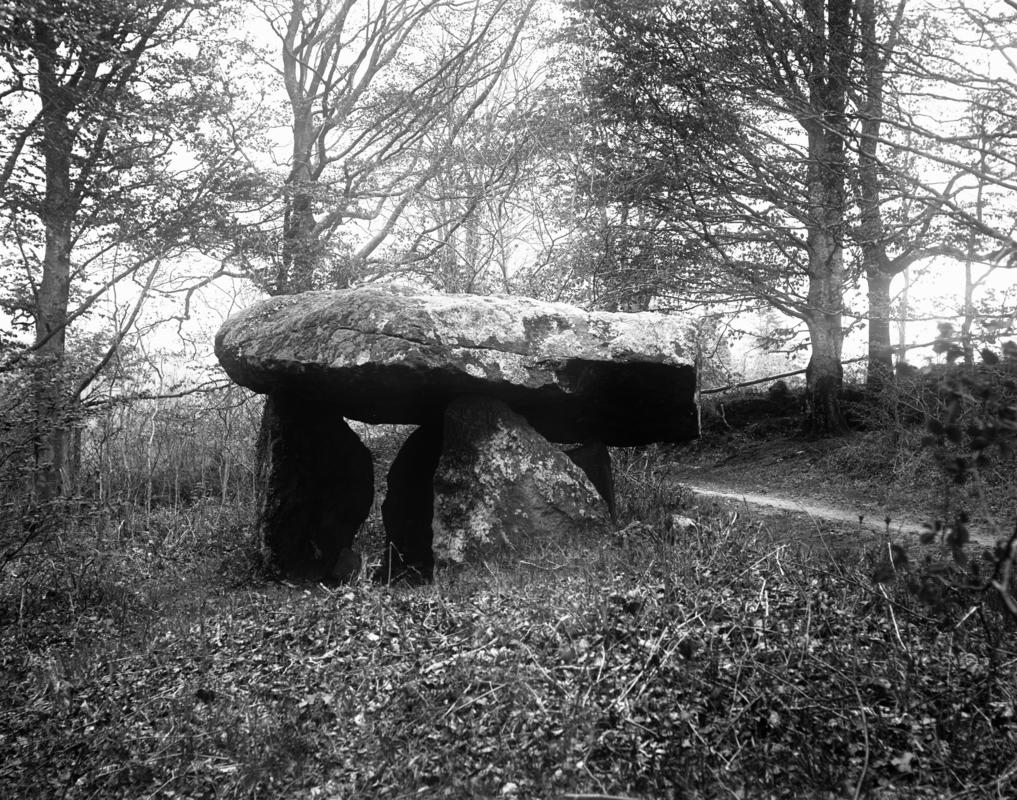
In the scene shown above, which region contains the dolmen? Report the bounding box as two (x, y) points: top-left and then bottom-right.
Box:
(214, 284), (698, 582)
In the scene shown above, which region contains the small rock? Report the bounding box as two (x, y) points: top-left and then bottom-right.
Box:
(668, 514), (698, 535)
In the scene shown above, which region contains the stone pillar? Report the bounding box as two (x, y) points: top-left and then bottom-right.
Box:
(378, 423), (443, 583)
(257, 391), (373, 579)
(565, 441), (616, 521)
(432, 396), (610, 565)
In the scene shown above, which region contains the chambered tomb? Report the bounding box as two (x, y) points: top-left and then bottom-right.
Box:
(214, 284), (698, 580)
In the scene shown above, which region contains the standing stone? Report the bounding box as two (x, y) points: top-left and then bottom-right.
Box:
(432, 396), (610, 565)
(378, 423), (443, 583)
(257, 391), (373, 579)
(565, 441), (616, 521)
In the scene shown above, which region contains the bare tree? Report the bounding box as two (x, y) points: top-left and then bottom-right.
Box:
(849, 0), (1017, 383)
(393, 29), (573, 294)
(577, 0), (865, 430)
(0, 0), (263, 498)
(254, 0), (536, 294)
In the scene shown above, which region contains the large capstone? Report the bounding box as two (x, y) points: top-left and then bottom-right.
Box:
(215, 285), (698, 446)
(216, 286), (700, 580)
(432, 396), (610, 565)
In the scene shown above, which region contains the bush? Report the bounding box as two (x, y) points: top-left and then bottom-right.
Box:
(862, 346), (1017, 628)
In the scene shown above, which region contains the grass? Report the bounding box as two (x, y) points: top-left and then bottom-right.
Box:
(1, 465), (1016, 800)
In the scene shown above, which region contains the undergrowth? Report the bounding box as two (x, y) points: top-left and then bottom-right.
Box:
(2, 466), (1015, 800)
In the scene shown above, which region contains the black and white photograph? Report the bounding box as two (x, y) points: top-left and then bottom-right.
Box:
(1, 0), (1016, 797)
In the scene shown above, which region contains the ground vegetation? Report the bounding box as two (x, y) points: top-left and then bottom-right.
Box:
(2, 365), (1016, 798)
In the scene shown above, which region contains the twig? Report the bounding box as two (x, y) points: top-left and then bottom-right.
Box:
(851, 683), (871, 800)
(700, 337), (956, 395)
(878, 583), (913, 663)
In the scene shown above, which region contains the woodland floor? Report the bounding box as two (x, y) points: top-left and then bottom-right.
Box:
(670, 434), (934, 522)
(1, 425), (1016, 799)
(665, 428), (1014, 548)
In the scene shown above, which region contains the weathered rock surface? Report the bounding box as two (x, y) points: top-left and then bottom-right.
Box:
(378, 424), (443, 583)
(431, 396), (610, 564)
(257, 392), (373, 579)
(215, 285), (698, 446)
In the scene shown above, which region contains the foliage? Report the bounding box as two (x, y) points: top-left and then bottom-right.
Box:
(0, 383), (261, 593)
(921, 346), (1017, 500)
(0, 0), (268, 496)
(893, 338), (1017, 620)
(78, 387), (263, 509)
(567, 0), (895, 430)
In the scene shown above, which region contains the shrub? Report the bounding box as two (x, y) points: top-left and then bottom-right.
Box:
(871, 343), (1017, 627)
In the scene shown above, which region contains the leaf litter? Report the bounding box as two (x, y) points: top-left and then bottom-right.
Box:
(1, 496), (1015, 800)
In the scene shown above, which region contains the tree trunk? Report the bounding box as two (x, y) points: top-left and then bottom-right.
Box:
(855, 0), (895, 393)
(279, 107), (318, 295)
(803, 148), (848, 433)
(800, 0), (851, 434)
(962, 129), (988, 367)
(854, 0), (923, 389)
(866, 267), (894, 391)
(33, 233), (73, 499)
(961, 260), (975, 366)
(898, 265), (909, 364)
(805, 258), (847, 434)
(33, 44), (76, 500)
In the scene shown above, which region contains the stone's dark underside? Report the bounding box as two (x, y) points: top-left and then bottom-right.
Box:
(257, 391), (373, 580)
(378, 423), (443, 583)
(223, 359), (698, 448)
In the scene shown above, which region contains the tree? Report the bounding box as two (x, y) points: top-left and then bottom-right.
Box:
(909, 1), (1017, 360)
(851, 0), (924, 388)
(576, 0), (867, 430)
(0, 0), (261, 498)
(574, 0), (1017, 421)
(394, 22), (582, 296)
(254, 0), (537, 294)
(848, 0), (1017, 385)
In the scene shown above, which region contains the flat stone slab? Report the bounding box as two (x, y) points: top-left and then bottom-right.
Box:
(215, 285), (698, 445)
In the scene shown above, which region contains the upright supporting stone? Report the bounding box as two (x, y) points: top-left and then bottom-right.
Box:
(432, 396), (610, 565)
(379, 423), (443, 583)
(257, 391), (373, 579)
(565, 442), (616, 521)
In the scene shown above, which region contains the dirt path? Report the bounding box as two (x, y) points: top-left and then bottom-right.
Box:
(677, 479), (999, 547)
